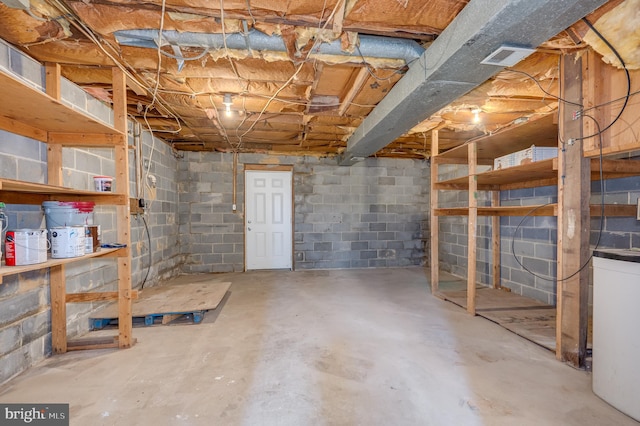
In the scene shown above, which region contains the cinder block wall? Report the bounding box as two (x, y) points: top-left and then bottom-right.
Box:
(179, 153), (429, 272)
(0, 124), (180, 384)
(499, 186), (558, 304)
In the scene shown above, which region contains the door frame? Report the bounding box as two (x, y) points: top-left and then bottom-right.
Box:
(244, 164), (294, 271)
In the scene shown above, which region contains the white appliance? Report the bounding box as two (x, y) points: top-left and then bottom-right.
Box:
(592, 250), (640, 422)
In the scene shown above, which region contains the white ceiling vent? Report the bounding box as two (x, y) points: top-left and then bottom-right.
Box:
(480, 45), (536, 67)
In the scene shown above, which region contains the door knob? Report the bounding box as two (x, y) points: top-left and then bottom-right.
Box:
(248, 220), (252, 223)
(248, 227), (252, 231)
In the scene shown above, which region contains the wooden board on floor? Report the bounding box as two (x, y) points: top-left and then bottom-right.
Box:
(439, 287), (557, 351)
(92, 280), (231, 319)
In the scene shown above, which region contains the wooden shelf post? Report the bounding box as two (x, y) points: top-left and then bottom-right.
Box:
(556, 52), (589, 367)
(430, 130), (439, 294)
(112, 67), (134, 349)
(467, 142), (478, 315)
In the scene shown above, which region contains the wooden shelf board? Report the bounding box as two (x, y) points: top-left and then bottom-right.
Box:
(434, 204), (557, 217)
(437, 113), (558, 161)
(0, 71), (123, 137)
(0, 178), (127, 205)
(590, 204), (637, 216)
(584, 143), (640, 158)
(434, 158), (640, 192)
(480, 159), (557, 186)
(0, 248), (122, 280)
(591, 158), (640, 179)
(434, 204), (636, 218)
(435, 159), (557, 190)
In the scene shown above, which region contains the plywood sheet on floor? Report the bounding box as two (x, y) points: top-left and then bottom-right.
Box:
(92, 279), (231, 319)
(438, 287), (557, 351)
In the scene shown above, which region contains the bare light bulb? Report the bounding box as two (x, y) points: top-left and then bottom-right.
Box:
(223, 93), (233, 117)
(472, 109), (481, 124)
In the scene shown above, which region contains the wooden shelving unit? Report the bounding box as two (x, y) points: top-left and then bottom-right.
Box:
(430, 109), (640, 360)
(0, 63), (134, 353)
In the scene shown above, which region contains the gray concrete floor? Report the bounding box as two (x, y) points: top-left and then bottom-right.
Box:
(0, 268), (637, 425)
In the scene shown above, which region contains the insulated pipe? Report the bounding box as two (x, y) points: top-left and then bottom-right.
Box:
(114, 29), (425, 64)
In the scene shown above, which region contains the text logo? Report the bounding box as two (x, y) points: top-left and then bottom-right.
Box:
(1, 404), (69, 425)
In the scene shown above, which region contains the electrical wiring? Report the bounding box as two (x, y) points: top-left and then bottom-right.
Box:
(235, 0), (346, 143)
(160, 47), (210, 61)
(44, 0), (184, 136)
(356, 45), (411, 82)
(140, 0), (170, 213)
(140, 215), (152, 290)
(245, 0), (256, 25)
(510, 116), (605, 282)
(505, 68), (582, 107)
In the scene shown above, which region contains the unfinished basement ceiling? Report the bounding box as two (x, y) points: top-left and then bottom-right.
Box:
(0, 0), (631, 158)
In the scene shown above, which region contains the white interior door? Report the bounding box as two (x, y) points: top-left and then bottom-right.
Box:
(245, 170), (292, 270)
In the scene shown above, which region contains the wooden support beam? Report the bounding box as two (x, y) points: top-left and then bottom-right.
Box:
(332, 0), (347, 35)
(467, 142), (478, 315)
(45, 63), (61, 101)
(50, 265), (66, 354)
(113, 67), (134, 349)
(430, 130), (439, 294)
(556, 53), (589, 367)
(45, 63), (64, 187)
(338, 67), (369, 116)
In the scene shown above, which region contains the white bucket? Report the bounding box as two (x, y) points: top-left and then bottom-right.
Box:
(43, 201), (94, 230)
(4, 229), (48, 266)
(50, 226), (85, 258)
(93, 176), (113, 192)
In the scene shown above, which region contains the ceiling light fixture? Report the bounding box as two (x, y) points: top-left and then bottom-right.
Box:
(472, 108), (481, 124)
(222, 93), (233, 117)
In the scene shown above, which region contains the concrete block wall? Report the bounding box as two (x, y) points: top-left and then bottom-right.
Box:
(499, 186), (558, 304)
(178, 152), (244, 273)
(179, 153), (429, 272)
(437, 164), (494, 285)
(0, 122), (180, 383)
(294, 157), (428, 269)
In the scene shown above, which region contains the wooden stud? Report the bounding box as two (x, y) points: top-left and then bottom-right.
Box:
(338, 67), (369, 116)
(556, 53), (589, 367)
(332, 0), (347, 35)
(47, 145), (63, 186)
(113, 67), (134, 349)
(491, 190), (501, 289)
(50, 265), (67, 354)
(430, 130), (439, 294)
(467, 142), (478, 315)
(45, 63), (61, 101)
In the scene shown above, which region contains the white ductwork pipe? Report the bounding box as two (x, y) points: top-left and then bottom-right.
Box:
(114, 29), (425, 64)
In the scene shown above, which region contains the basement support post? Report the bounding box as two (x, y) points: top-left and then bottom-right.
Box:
(556, 53), (589, 367)
(467, 142), (478, 315)
(430, 130), (439, 294)
(45, 62), (66, 353)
